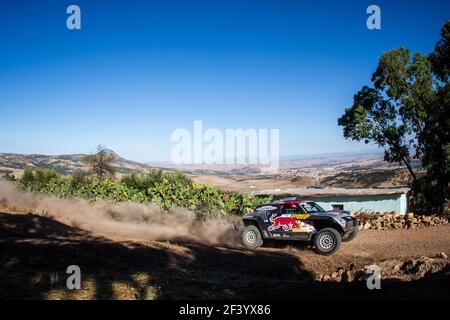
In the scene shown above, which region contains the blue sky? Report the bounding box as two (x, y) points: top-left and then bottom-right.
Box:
(0, 0), (448, 161)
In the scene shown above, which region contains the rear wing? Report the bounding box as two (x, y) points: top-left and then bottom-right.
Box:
(271, 196), (297, 203)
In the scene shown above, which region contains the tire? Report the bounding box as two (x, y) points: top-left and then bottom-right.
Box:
(342, 228), (358, 242)
(314, 228), (341, 255)
(242, 225), (263, 249)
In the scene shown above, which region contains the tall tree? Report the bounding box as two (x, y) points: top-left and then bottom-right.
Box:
(84, 145), (116, 179)
(338, 21), (450, 214)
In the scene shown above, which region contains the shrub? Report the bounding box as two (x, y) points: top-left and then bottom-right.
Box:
(15, 168), (272, 219)
(121, 170), (192, 193)
(2, 173), (15, 181)
(18, 167), (60, 192)
(71, 171), (88, 187)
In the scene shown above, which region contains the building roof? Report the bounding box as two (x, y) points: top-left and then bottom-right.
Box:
(252, 187), (410, 198)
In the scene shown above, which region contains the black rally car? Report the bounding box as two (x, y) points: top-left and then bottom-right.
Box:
(242, 197), (358, 255)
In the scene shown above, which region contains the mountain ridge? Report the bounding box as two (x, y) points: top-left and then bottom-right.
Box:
(0, 150), (155, 176)
(0, 149), (408, 177)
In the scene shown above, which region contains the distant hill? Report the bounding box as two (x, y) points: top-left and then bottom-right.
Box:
(280, 152), (421, 170)
(0, 150), (420, 191)
(0, 150), (155, 176)
(162, 152), (420, 172)
(320, 168), (421, 188)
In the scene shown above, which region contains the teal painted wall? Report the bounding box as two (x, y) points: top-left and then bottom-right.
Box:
(307, 194), (407, 215)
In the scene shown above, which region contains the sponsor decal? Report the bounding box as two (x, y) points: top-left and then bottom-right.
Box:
(268, 214), (314, 233)
(291, 213), (310, 220)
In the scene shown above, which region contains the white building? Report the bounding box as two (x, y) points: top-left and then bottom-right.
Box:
(253, 187), (409, 215)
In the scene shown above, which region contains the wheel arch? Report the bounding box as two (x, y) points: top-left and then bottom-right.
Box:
(313, 219), (345, 235)
(243, 218), (265, 235)
(243, 217), (260, 227)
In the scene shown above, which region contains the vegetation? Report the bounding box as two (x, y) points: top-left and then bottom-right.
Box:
(338, 21), (450, 214)
(1, 172), (15, 181)
(84, 145), (116, 179)
(15, 167), (271, 219)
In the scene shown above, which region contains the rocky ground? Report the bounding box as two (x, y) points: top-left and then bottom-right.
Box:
(356, 212), (449, 230)
(0, 208), (449, 300)
(319, 253), (448, 283)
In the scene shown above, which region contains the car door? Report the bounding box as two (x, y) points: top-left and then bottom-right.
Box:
(267, 203), (316, 239)
(265, 204), (302, 238)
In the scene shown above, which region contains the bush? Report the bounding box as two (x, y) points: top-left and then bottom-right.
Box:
(71, 171), (88, 187)
(2, 173), (15, 181)
(121, 170), (192, 193)
(18, 167), (60, 192)
(15, 168), (272, 219)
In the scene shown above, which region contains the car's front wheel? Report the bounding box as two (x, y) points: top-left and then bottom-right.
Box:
(242, 225), (263, 249)
(314, 228), (341, 255)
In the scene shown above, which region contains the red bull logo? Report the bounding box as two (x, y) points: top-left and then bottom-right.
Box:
(268, 214), (315, 233)
(268, 215), (301, 231)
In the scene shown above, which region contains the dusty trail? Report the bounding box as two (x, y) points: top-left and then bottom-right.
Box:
(1, 208), (449, 299)
(338, 226), (450, 258)
(0, 181), (241, 246)
(1, 176), (449, 270)
(1, 181), (449, 299)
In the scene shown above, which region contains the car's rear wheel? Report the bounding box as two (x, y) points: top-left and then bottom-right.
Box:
(314, 228), (341, 255)
(342, 228), (358, 242)
(242, 225), (263, 249)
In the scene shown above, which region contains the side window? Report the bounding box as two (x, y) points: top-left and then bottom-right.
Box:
(281, 204), (302, 215)
(256, 205), (278, 219)
(301, 202), (324, 213)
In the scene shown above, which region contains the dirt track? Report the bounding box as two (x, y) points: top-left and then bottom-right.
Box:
(1, 210), (449, 300)
(339, 226), (450, 258)
(261, 225), (450, 277)
(80, 216), (450, 277)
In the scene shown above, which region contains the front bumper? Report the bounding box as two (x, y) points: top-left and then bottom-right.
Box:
(342, 218), (358, 234)
(345, 219), (357, 229)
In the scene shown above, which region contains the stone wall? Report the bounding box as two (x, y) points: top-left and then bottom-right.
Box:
(356, 212), (449, 230)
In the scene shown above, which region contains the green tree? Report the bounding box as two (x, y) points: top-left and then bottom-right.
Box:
(338, 21), (450, 214)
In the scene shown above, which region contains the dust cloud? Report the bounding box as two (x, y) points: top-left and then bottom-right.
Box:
(0, 181), (242, 246)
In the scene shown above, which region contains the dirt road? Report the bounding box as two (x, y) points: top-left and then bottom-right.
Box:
(1, 210), (449, 300)
(340, 226), (450, 258)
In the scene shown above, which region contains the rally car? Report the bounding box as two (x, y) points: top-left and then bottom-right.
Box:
(241, 197), (358, 255)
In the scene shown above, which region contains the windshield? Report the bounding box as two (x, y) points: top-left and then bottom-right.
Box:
(301, 202), (326, 214)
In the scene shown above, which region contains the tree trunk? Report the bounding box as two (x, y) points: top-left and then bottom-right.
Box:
(402, 158), (417, 182)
